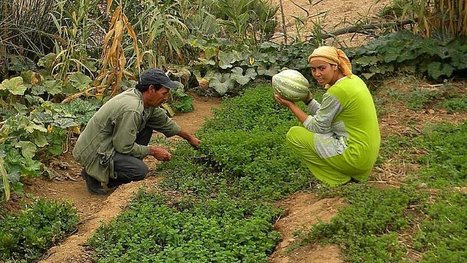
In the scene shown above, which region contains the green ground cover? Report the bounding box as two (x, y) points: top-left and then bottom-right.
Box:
(0, 199), (78, 262)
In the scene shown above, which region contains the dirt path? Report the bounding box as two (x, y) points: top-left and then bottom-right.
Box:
(269, 192), (345, 263)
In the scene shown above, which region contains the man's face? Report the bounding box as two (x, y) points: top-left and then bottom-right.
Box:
(147, 85), (170, 107)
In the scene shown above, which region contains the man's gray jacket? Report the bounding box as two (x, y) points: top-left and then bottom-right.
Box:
(72, 88), (180, 183)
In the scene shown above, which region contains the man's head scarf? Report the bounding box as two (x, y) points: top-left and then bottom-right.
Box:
(308, 46), (353, 77)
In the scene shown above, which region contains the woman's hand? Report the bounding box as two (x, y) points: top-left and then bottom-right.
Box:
(274, 93), (309, 123)
(274, 94), (295, 108)
(303, 91), (313, 104)
(149, 146), (172, 161)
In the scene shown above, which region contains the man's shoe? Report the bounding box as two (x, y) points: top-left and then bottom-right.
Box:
(81, 170), (107, 195)
(107, 179), (123, 189)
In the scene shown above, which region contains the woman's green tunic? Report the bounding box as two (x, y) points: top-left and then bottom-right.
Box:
(286, 75), (380, 186)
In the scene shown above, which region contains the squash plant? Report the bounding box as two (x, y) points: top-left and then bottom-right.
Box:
(0, 71), (99, 197)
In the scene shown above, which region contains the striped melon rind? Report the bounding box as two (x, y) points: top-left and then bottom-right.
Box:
(272, 69), (310, 102)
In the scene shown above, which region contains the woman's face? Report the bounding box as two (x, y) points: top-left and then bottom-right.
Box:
(310, 59), (338, 86)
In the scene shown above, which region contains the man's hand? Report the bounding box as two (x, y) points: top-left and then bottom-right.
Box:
(186, 134), (201, 148)
(178, 130), (201, 148)
(149, 146), (172, 161)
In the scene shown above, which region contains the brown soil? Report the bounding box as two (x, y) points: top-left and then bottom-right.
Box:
(269, 192), (346, 263)
(270, 0), (391, 46)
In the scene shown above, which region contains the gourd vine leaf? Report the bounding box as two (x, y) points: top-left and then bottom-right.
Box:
(257, 64), (280, 77)
(427, 62), (454, 79)
(362, 72), (376, 80)
(197, 58), (216, 66)
(209, 73), (234, 95)
(383, 47), (401, 63)
(43, 80), (63, 96)
(354, 56), (380, 67)
(17, 116), (47, 134)
(231, 67), (257, 86)
(53, 116), (78, 129)
(33, 132), (48, 148)
(448, 49), (467, 69)
(0, 77), (27, 95)
(69, 72), (92, 91)
(218, 50), (243, 69)
(16, 141), (37, 159)
(37, 53), (56, 71)
(21, 70), (43, 85)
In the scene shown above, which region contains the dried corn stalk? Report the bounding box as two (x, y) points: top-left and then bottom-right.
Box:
(94, 0), (142, 98)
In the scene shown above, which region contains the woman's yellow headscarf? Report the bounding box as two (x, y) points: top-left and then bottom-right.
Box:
(308, 46), (353, 77)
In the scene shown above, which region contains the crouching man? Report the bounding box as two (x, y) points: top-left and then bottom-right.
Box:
(73, 68), (200, 195)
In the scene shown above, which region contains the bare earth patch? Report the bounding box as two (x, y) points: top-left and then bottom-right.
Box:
(269, 192), (345, 263)
(270, 0), (391, 46)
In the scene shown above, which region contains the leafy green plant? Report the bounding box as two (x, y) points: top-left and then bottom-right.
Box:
(305, 184), (424, 263)
(440, 97), (467, 113)
(406, 88), (438, 111)
(349, 30), (467, 81)
(170, 88), (194, 113)
(413, 190), (467, 262)
(89, 192), (281, 262)
(413, 122), (467, 187)
(0, 199), (78, 261)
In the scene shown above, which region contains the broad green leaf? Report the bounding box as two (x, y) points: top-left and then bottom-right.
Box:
(257, 64), (280, 77)
(218, 51), (243, 69)
(21, 70), (43, 85)
(19, 118), (47, 133)
(362, 72), (376, 79)
(53, 117), (78, 128)
(43, 80), (63, 95)
(218, 51), (235, 69)
(37, 53), (56, 70)
(231, 67), (257, 86)
(33, 132), (48, 148)
(16, 141), (37, 159)
(48, 143), (64, 156)
(197, 58), (216, 66)
(204, 47), (218, 60)
(31, 84), (47, 95)
(210, 73), (235, 95)
(13, 103), (29, 115)
(0, 77), (27, 95)
(69, 72), (92, 91)
(427, 62), (454, 80)
(354, 56), (380, 66)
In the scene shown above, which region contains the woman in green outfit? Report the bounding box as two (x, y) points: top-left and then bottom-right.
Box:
(274, 46), (380, 186)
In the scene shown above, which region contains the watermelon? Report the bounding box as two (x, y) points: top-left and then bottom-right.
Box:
(271, 69), (310, 102)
